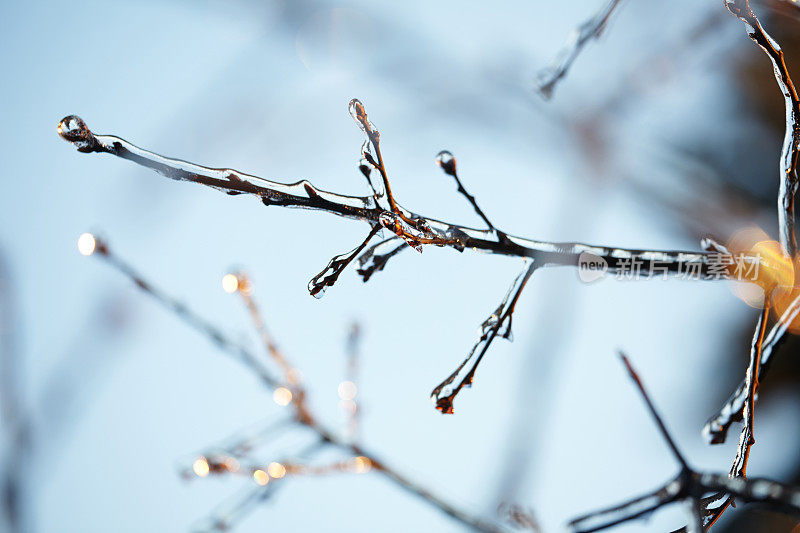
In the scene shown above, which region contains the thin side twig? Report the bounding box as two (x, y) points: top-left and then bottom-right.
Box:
(431, 260), (537, 413)
(703, 290), (800, 444)
(570, 348), (800, 533)
(535, 0), (626, 99)
(82, 235), (504, 533)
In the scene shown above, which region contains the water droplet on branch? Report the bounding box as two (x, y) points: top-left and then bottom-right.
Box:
(57, 115), (97, 152)
(435, 150), (457, 176)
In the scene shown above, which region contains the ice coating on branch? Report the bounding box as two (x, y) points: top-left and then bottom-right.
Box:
(307, 225), (381, 298)
(378, 213), (426, 252)
(431, 262), (536, 414)
(348, 98), (376, 138)
(57, 115), (97, 152)
(356, 237), (409, 282)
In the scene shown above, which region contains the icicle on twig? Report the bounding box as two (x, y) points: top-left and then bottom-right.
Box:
(431, 261), (537, 414)
(535, 0), (626, 99)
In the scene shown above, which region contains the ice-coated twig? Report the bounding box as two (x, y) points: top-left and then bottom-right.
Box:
(700, 236), (730, 255)
(226, 272), (301, 388)
(78, 234), (281, 389)
(569, 477), (685, 533)
(569, 350), (800, 533)
(431, 261), (537, 414)
(57, 108), (764, 284)
(355, 237), (408, 282)
(81, 235), (504, 533)
(703, 290), (800, 444)
(702, 0), (800, 442)
(496, 503), (541, 531)
(191, 484), (279, 533)
(198, 416), (291, 461)
(730, 298), (771, 479)
(191, 439), (325, 533)
(619, 352), (688, 469)
(340, 323), (361, 442)
(59, 103), (765, 412)
(723, 0), (800, 258)
(308, 224), (382, 298)
(436, 150), (499, 232)
(691, 299), (770, 529)
(535, 0), (626, 99)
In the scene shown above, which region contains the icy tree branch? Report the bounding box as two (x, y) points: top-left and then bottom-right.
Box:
(56, 111), (761, 284)
(58, 102), (766, 413)
(535, 0), (626, 99)
(724, 0), (800, 258)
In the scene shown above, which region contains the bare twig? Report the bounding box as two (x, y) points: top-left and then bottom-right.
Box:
(535, 0), (626, 99)
(569, 350), (800, 533)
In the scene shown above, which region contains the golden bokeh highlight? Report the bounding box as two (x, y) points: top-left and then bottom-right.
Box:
(221, 273), (239, 294)
(253, 469), (269, 486)
(273, 387), (293, 406)
(726, 226), (800, 332)
(193, 457), (210, 478)
(77, 233), (96, 256)
(348, 456), (372, 474)
(267, 462), (286, 479)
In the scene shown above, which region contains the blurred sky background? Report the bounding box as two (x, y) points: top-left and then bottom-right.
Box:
(2, 1), (800, 532)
